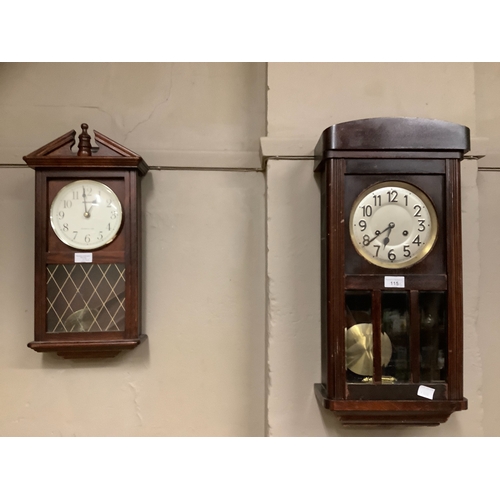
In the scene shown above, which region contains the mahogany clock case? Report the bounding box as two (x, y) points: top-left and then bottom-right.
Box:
(313, 117), (470, 425)
(23, 124), (149, 359)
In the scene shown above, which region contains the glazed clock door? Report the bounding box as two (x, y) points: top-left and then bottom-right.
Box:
(45, 173), (128, 337)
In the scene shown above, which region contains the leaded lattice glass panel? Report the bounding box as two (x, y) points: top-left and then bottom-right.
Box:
(46, 264), (125, 333)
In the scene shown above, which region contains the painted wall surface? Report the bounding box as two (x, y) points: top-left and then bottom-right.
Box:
(0, 63), (266, 436)
(475, 63), (500, 437)
(267, 62), (476, 139)
(266, 62), (490, 436)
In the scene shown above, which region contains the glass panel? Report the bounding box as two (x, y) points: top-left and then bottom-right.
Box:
(46, 263), (125, 333)
(345, 292), (372, 382)
(420, 292), (447, 382)
(382, 292), (410, 382)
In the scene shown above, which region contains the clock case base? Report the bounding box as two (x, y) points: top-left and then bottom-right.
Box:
(28, 335), (147, 359)
(315, 383), (467, 426)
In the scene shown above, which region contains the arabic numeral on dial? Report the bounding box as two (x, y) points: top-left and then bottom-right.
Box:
(361, 205), (372, 217)
(359, 219), (367, 231)
(63, 200), (72, 208)
(387, 190), (398, 203)
(414, 204), (422, 217)
(110, 210), (118, 219)
(412, 235), (422, 246)
(418, 219), (426, 231)
(107, 199), (113, 208)
(58, 211), (64, 220)
(107, 223), (111, 230)
(363, 235), (370, 246)
(72, 231), (78, 240)
(73, 191), (79, 200)
(62, 223), (69, 232)
(388, 249), (396, 261)
(404, 194), (408, 206)
(404, 245), (411, 257)
(97, 231), (103, 241)
(373, 194), (381, 206)
(85, 234), (91, 243)
(374, 245), (381, 257)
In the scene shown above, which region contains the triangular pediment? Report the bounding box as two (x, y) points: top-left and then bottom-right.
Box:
(24, 130), (77, 159)
(23, 124), (149, 175)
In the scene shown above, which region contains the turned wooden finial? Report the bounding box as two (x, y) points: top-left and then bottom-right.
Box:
(77, 123), (92, 156)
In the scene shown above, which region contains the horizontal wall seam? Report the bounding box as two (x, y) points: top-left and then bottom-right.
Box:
(0, 164), (264, 172)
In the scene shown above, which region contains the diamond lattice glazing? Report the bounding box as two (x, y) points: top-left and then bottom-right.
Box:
(46, 264), (125, 333)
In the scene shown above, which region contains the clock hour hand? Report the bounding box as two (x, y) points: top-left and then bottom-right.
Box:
(86, 199), (99, 216)
(382, 223), (395, 248)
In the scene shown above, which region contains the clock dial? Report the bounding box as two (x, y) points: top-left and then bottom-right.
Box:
(50, 180), (123, 250)
(349, 181), (438, 269)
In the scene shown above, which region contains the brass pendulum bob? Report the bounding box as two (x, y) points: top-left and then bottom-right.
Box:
(345, 305), (392, 378)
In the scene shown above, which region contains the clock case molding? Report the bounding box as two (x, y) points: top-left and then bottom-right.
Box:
(313, 117), (470, 425)
(24, 125), (149, 359)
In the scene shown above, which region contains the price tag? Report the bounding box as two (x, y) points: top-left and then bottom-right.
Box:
(74, 253), (93, 263)
(384, 276), (405, 288)
(417, 385), (435, 400)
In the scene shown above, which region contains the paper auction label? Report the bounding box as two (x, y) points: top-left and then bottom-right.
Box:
(74, 253), (93, 263)
(384, 276), (405, 288)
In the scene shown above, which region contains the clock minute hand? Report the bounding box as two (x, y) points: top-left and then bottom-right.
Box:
(367, 222), (395, 245)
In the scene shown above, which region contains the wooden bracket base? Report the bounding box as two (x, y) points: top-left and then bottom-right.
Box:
(28, 334), (147, 359)
(314, 383), (467, 426)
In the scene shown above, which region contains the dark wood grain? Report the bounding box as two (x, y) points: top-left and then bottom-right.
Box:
(346, 158), (446, 175)
(314, 117), (470, 171)
(446, 159), (464, 400)
(346, 382), (448, 400)
(327, 159), (346, 399)
(410, 290), (420, 383)
(345, 274), (447, 290)
(372, 289), (382, 383)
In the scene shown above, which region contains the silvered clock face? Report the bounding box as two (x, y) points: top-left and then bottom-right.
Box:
(50, 179), (122, 250)
(349, 181), (438, 269)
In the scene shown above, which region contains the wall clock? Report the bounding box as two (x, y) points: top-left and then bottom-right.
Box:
(24, 124), (150, 358)
(314, 117), (469, 425)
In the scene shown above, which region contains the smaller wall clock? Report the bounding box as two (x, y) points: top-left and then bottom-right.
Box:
(314, 117), (470, 425)
(24, 124), (150, 358)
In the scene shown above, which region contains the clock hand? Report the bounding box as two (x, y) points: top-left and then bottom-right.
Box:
(82, 186), (90, 218)
(383, 223), (395, 248)
(87, 199), (99, 216)
(366, 222), (395, 245)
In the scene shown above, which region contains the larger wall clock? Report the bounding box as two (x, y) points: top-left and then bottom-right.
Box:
(314, 117), (469, 425)
(24, 124), (149, 358)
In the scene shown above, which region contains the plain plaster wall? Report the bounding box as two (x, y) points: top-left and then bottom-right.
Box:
(0, 63), (266, 436)
(266, 62), (487, 436)
(475, 63), (500, 437)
